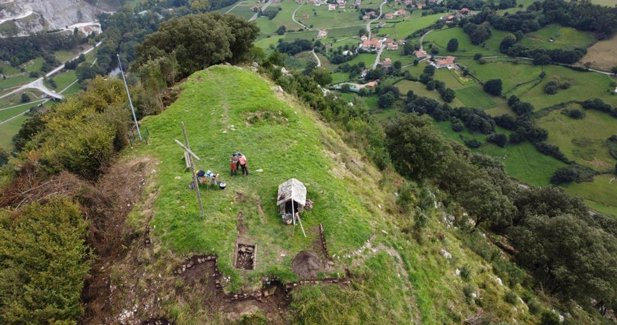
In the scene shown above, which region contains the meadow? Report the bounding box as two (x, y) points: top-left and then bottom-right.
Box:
(538, 109), (617, 172)
(566, 174), (617, 219)
(423, 27), (509, 57)
(519, 24), (596, 50)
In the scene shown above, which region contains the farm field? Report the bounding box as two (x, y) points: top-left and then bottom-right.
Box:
(455, 86), (497, 109)
(519, 24), (596, 50)
(423, 27), (508, 57)
(566, 174), (617, 219)
(376, 12), (442, 40)
(538, 109), (617, 171)
(459, 59), (617, 110)
(395, 79), (465, 107)
(434, 121), (567, 186)
(579, 34), (617, 71)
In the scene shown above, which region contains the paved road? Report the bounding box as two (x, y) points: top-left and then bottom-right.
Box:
(225, 1), (243, 14)
(248, 0), (272, 22)
(311, 50), (321, 67)
(372, 44), (385, 70)
(366, 0), (387, 39)
(0, 41), (101, 101)
(292, 4), (308, 30)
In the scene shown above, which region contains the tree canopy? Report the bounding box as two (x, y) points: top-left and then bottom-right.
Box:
(135, 13), (258, 79)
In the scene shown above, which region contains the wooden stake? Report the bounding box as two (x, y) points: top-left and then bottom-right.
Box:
(180, 122), (204, 219)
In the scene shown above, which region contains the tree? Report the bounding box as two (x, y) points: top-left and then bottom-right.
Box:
(543, 81), (558, 94)
(509, 214), (617, 305)
(612, 66), (617, 75)
(311, 68), (332, 86)
(0, 146), (8, 166)
(20, 93), (31, 103)
(384, 115), (452, 180)
(499, 33), (517, 52)
(440, 88), (456, 103)
(276, 25), (287, 35)
(378, 92), (396, 108)
(483, 79), (502, 96)
(487, 133), (507, 147)
(135, 13), (258, 79)
(550, 167), (578, 184)
(458, 178), (515, 230)
(0, 198), (90, 324)
(447, 38), (459, 52)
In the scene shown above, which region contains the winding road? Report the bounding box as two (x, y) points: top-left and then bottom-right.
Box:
(419, 29), (432, 51)
(292, 4), (308, 30)
(311, 50), (321, 67)
(366, 0), (387, 40)
(0, 41), (102, 101)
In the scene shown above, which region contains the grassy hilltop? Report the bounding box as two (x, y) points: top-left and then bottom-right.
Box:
(128, 65), (571, 323)
(138, 65), (378, 285)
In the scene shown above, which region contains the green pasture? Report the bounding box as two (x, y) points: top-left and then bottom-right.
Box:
(23, 57), (43, 73)
(395, 79), (466, 107)
(566, 174), (617, 219)
(294, 3), (364, 30)
(255, 1), (302, 35)
(455, 86), (497, 109)
(46, 70), (78, 91)
(0, 75), (34, 91)
(538, 109), (617, 172)
(0, 113), (28, 150)
(227, 2), (257, 20)
(520, 24), (596, 50)
(423, 27), (508, 57)
(434, 121), (567, 186)
(377, 12), (442, 40)
(346, 53), (377, 67)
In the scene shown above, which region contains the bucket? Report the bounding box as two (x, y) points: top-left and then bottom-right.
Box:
(219, 182), (226, 190)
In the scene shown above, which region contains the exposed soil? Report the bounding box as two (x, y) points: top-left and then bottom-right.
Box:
(235, 243), (256, 270)
(292, 251), (323, 279)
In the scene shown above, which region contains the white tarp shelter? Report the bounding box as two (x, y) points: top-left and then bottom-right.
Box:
(276, 178), (307, 214)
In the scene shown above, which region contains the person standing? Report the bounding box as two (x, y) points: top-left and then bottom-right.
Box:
(230, 154), (239, 176)
(238, 154), (248, 176)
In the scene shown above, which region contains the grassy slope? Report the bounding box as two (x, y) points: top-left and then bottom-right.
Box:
(134, 65), (551, 323)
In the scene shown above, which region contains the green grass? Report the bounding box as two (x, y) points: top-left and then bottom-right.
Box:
(0, 112), (29, 150)
(377, 12), (442, 40)
(0, 75), (34, 91)
(455, 86), (496, 109)
(458, 59), (617, 110)
(227, 2), (257, 20)
(395, 79), (466, 107)
(520, 24), (596, 50)
(538, 109), (617, 172)
(136, 65), (374, 287)
(294, 4), (364, 30)
(346, 53), (377, 67)
(423, 27), (508, 57)
(46, 70), (77, 91)
(23, 57), (43, 73)
(566, 174), (617, 219)
(434, 121), (567, 186)
(589, 0), (617, 5)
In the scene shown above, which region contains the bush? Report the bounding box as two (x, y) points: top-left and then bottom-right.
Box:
(504, 291), (518, 305)
(543, 81), (558, 95)
(487, 133), (507, 147)
(550, 167), (579, 184)
(563, 108), (585, 119)
(460, 265), (471, 281)
(447, 38), (459, 52)
(540, 311), (560, 325)
(483, 79), (502, 96)
(0, 198), (90, 324)
(464, 139), (482, 148)
(20, 93), (31, 103)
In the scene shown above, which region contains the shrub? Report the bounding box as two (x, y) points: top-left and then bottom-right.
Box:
(504, 291), (518, 305)
(487, 133), (507, 147)
(540, 311), (560, 325)
(460, 265), (471, 281)
(543, 81), (558, 95)
(563, 108), (585, 119)
(0, 198), (90, 324)
(464, 139), (482, 148)
(483, 79), (502, 96)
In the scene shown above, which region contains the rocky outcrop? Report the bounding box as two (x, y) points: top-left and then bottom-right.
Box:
(0, 0), (120, 37)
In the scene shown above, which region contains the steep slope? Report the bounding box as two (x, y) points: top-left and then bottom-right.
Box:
(104, 65), (562, 324)
(0, 0), (121, 37)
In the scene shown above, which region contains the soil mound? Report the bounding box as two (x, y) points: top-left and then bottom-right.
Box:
(292, 251), (323, 279)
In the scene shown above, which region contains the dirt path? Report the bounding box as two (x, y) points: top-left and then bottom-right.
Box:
(311, 50), (321, 67)
(292, 4), (308, 30)
(372, 44), (385, 70)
